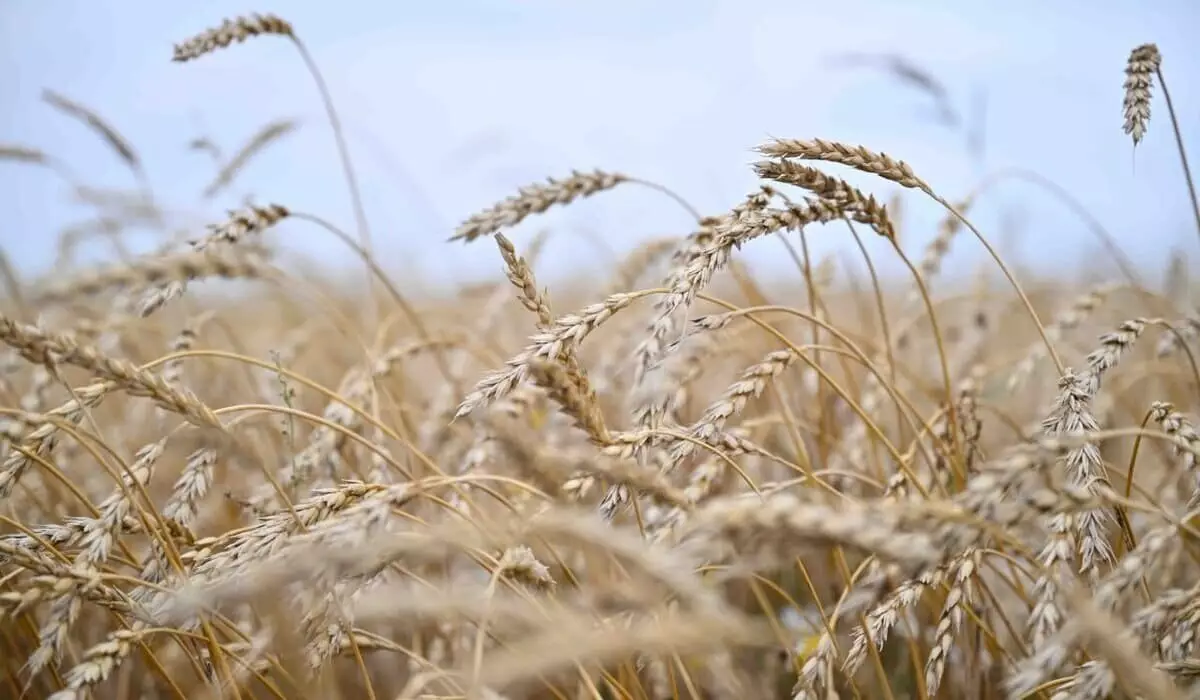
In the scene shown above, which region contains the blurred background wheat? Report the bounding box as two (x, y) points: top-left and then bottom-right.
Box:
(2, 2), (1200, 699)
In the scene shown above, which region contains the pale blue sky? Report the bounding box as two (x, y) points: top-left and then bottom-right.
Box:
(2, 0), (1198, 290)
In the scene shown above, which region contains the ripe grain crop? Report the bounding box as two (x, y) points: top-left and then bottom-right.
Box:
(3, 14), (1200, 700)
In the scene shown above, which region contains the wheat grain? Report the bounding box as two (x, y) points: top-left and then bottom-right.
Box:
(452, 169), (629, 243)
(172, 14), (295, 62)
(1123, 44), (1161, 146)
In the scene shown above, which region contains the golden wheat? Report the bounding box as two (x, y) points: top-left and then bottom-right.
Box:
(4, 25), (1200, 700)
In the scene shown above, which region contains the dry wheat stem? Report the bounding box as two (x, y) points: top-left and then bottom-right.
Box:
(174, 12), (376, 325)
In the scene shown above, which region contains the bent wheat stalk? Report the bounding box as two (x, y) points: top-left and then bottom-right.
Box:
(173, 13), (376, 318)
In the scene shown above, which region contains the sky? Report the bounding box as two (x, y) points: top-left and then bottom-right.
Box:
(2, 0), (1199, 293)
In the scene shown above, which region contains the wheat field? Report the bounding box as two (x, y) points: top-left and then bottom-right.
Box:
(2, 12), (1200, 700)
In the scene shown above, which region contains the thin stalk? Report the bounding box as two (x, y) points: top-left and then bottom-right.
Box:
(1154, 66), (1200, 247)
(291, 38), (377, 319)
